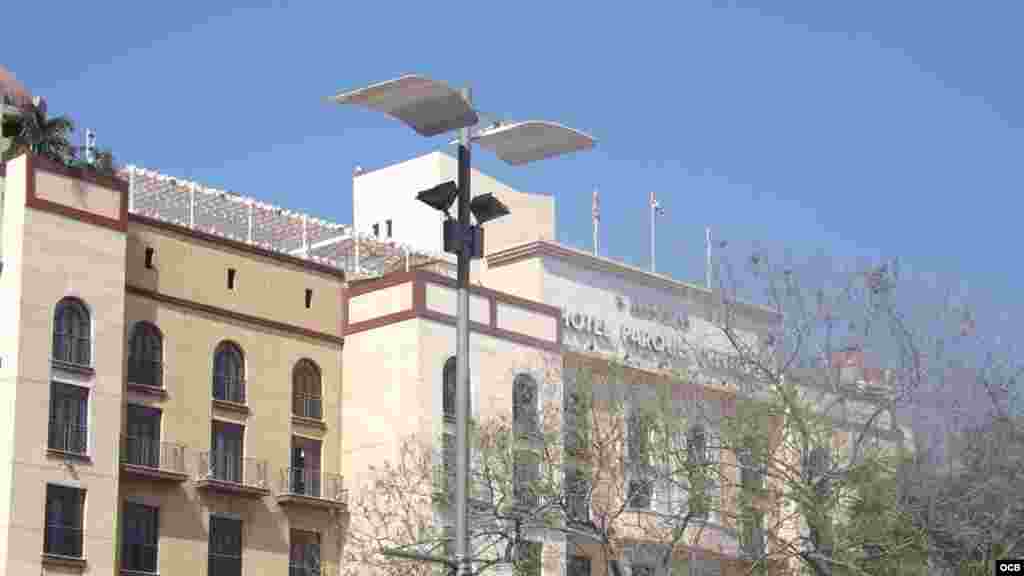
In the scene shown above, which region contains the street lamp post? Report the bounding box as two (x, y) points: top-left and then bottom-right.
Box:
(331, 75), (595, 576)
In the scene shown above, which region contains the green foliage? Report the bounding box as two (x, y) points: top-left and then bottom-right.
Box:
(2, 103), (74, 163)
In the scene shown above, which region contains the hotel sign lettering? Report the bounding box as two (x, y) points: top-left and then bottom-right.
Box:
(561, 307), (756, 378)
(561, 309), (689, 357)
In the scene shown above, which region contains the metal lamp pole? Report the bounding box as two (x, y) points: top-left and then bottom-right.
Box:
(330, 75), (595, 576)
(454, 86), (473, 576)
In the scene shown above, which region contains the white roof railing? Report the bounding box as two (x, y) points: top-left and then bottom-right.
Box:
(122, 165), (448, 280)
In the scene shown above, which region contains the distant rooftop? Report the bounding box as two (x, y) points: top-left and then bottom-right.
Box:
(124, 165), (452, 281)
(0, 65), (33, 109)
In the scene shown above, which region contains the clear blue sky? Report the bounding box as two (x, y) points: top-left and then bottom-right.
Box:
(5, 1), (1022, 335)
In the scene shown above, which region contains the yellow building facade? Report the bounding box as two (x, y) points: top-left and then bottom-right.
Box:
(1, 155), (350, 575)
(0, 148), (909, 576)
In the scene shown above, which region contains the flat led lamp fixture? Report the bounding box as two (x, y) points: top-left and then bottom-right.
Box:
(329, 75), (478, 137)
(416, 180), (459, 214)
(473, 121), (597, 166)
(469, 193), (510, 225)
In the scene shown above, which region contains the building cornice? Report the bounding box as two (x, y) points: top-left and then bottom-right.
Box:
(487, 240), (781, 325)
(344, 269), (562, 353)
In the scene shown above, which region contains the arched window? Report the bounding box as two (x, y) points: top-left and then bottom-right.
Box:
(292, 359), (322, 419)
(53, 298), (91, 366)
(442, 356), (456, 421)
(513, 374), (539, 435)
(688, 424), (707, 464)
(212, 341), (245, 403)
(127, 322), (163, 388)
(687, 424), (710, 518)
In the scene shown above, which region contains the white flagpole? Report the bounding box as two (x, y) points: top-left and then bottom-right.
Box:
(706, 227), (712, 289)
(592, 188), (600, 256)
(650, 191), (657, 273)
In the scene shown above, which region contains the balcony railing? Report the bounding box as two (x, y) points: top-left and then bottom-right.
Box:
(289, 564), (324, 576)
(208, 554), (242, 576)
(278, 468), (347, 508)
(44, 525), (83, 558)
(122, 542), (157, 573)
(48, 421), (87, 455)
(292, 394), (323, 420)
(197, 451), (268, 492)
(127, 360), (163, 388)
(213, 376), (246, 404)
(121, 436), (187, 476)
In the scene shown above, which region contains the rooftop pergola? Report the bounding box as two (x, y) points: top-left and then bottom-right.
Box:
(123, 165), (449, 280)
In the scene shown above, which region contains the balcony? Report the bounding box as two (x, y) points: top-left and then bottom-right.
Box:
(120, 436), (188, 482)
(47, 421), (89, 461)
(289, 565), (327, 576)
(194, 452), (269, 498)
(277, 468), (347, 511)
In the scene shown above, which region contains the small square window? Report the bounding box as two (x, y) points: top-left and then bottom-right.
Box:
(305, 289), (313, 309)
(144, 247), (154, 269)
(227, 268), (236, 290)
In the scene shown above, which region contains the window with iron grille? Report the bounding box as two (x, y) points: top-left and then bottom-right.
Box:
(806, 445), (833, 554)
(631, 564), (655, 576)
(439, 432), (455, 496)
(442, 357), (456, 421)
(687, 425), (710, 519)
(127, 322), (163, 388)
(291, 437), (322, 498)
(122, 502), (158, 573)
(564, 387), (591, 457)
(209, 516), (242, 576)
(627, 410), (653, 509)
(124, 405), (161, 468)
(568, 555), (591, 576)
(742, 510), (765, 559)
(44, 484), (84, 558)
(53, 298), (90, 366)
(292, 359), (322, 419)
(212, 341), (245, 404)
(514, 450), (540, 508)
(566, 467), (590, 522)
(738, 439), (765, 491)
(513, 373), (539, 436)
(211, 421), (244, 483)
(516, 540), (542, 576)
(289, 530), (321, 576)
(49, 382), (88, 455)
(739, 438), (766, 558)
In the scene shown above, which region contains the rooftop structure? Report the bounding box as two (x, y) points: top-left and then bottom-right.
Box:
(124, 165), (453, 281)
